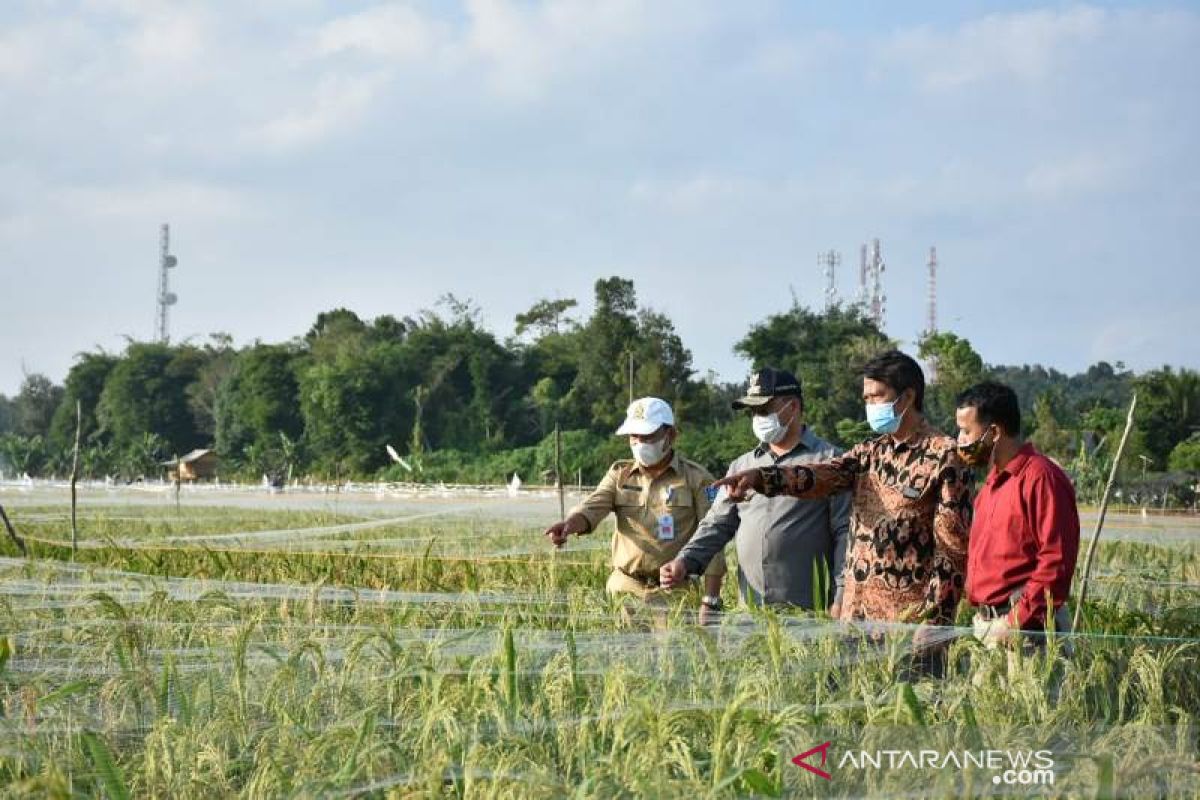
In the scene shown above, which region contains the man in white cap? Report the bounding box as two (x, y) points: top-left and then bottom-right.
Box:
(544, 397), (727, 605)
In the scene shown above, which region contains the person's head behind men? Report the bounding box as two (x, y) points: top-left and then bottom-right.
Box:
(861, 350), (925, 435)
(615, 397), (677, 468)
(732, 367), (804, 447)
(954, 381), (1021, 468)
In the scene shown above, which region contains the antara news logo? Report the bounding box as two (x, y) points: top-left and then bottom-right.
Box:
(793, 741), (1056, 787)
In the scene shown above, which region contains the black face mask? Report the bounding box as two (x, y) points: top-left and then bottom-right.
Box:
(957, 428), (996, 467)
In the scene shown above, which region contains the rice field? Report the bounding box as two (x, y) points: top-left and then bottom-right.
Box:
(1, 483), (1199, 798)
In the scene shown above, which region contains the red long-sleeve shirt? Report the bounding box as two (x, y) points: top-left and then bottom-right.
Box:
(967, 443), (1080, 628)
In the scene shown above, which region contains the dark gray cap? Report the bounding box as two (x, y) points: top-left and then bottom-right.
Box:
(732, 367), (803, 410)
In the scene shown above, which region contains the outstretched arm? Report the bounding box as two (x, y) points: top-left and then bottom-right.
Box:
(545, 465), (618, 547)
(712, 444), (867, 502)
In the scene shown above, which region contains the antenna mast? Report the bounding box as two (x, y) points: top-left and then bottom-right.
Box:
(818, 250), (840, 311)
(926, 246), (938, 336)
(857, 243), (869, 308)
(155, 223), (179, 343)
(868, 238), (886, 330)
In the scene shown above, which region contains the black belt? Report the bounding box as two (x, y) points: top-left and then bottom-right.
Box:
(618, 567), (660, 588)
(978, 602), (1011, 620)
(979, 587), (1023, 619)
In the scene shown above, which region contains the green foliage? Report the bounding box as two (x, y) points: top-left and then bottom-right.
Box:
(1168, 434), (1200, 474)
(735, 303), (891, 446)
(215, 344), (303, 462)
(835, 418), (875, 445)
(514, 297), (578, 338)
(48, 351), (117, 450)
(9, 281), (1198, 490)
(0, 432), (48, 475)
(1134, 367), (1200, 468)
(1029, 390), (1075, 460)
(677, 418), (757, 476)
(298, 340), (410, 475)
(97, 343), (205, 457)
(918, 331), (986, 432)
(387, 428), (624, 486)
(562, 277), (644, 432)
(81, 731), (131, 800)
(3, 502), (1200, 798)
(11, 373), (64, 438)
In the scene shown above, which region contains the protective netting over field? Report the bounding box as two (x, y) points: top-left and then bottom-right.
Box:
(1, 484), (1199, 798)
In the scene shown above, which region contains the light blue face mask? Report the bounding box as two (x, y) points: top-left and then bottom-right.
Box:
(865, 396), (907, 434)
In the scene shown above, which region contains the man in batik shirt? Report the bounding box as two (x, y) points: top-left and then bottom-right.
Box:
(713, 351), (973, 631)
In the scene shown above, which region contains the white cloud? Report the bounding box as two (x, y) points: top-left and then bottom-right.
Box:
(460, 0), (667, 98)
(0, 18), (94, 84)
(54, 181), (249, 223)
(883, 6), (1106, 91)
(120, 6), (211, 66)
(314, 3), (442, 61)
(243, 72), (391, 152)
(1024, 151), (1130, 199)
(629, 174), (755, 213)
(1089, 309), (1196, 371)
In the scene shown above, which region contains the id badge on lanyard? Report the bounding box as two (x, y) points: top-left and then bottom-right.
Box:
(656, 513), (675, 542)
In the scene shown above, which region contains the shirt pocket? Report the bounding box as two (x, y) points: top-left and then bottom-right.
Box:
(659, 483), (693, 511)
(615, 487), (644, 508)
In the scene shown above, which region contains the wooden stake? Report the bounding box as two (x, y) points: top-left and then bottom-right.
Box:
(554, 423), (565, 522)
(628, 352), (634, 404)
(1073, 392), (1138, 633)
(174, 453), (182, 515)
(70, 400), (81, 555)
(0, 504), (26, 556)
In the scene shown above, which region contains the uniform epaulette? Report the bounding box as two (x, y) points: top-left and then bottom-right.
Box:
(608, 459), (637, 480)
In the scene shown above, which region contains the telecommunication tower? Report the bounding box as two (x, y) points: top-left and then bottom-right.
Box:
(926, 246), (938, 336)
(867, 238), (886, 330)
(818, 250), (840, 310)
(155, 223), (179, 344)
(857, 243), (869, 307)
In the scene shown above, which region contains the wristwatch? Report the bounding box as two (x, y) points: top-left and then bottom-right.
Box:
(701, 595), (724, 611)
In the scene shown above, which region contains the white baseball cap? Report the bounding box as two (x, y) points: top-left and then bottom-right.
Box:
(615, 397), (675, 436)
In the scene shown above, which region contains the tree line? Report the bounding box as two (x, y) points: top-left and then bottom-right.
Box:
(1, 276), (1198, 503)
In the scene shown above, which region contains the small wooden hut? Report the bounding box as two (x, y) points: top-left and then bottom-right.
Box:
(163, 449), (219, 482)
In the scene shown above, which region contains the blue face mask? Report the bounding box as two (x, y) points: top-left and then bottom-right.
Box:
(865, 396), (907, 434)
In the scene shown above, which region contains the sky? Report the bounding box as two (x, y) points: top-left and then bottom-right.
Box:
(1, 0), (1197, 396)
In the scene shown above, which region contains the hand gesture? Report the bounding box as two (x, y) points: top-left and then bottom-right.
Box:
(659, 558), (688, 589)
(710, 468), (765, 502)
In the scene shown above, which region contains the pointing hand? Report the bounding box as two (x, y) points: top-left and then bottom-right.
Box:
(710, 468), (765, 502)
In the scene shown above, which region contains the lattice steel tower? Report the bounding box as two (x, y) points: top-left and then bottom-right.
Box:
(857, 243), (869, 308)
(867, 238), (886, 330)
(926, 246), (938, 336)
(818, 250), (840, 310)
(155, 223), (179, 344)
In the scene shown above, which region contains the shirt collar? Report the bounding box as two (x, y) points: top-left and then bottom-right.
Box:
(890, 416), (937, 452)
(989, 442), (1037, 483)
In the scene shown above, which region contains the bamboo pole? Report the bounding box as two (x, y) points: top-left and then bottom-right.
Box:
(1073, 392), (1138, 633)
(70, 400), (81, 555)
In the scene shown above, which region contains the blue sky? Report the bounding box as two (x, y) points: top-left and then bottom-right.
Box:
(1, 0), (1197, 395)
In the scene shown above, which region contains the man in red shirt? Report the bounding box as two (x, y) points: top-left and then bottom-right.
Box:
(955, 381), (1080, 648)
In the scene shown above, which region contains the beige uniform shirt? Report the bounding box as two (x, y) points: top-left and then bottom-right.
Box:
(571, 453), (727, 580)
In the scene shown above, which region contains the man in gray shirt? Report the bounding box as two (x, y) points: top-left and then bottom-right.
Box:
(660, 368), (851, 610)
